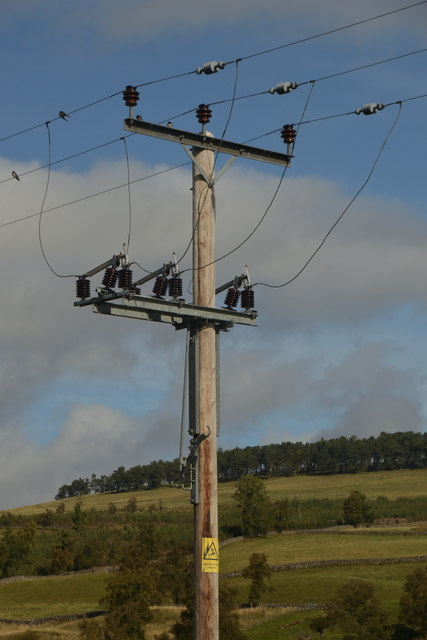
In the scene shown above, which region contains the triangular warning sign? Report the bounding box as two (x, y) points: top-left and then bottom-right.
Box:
(203, 539), (218, 560)
(201, 537), (219, 573)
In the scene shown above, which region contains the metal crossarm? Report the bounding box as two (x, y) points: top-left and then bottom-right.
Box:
(124, 118), (291, 167)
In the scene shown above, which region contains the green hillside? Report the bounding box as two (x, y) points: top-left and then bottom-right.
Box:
(6, 467), (427, 516)
(1, 468), (426, 640)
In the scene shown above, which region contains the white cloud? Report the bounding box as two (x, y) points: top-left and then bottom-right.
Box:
(73, 0), (427, 43)
(0, 154), (426, 508)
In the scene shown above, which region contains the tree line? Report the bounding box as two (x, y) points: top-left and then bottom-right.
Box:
(55, 430), (426, 499)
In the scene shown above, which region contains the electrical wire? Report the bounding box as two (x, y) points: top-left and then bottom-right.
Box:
(300, 48), (427, 85)
(1, 90), (423, 235)
(180, 80), (316, 280)
(244, 92), (426, 144)
(122, 137), (132, 253)
(0, 135), (133, 185)
(1, 88), (421, 251)
(37, 123), (75, 278)
(139, 48), (427, 131)
(0, 162), (191, 231)
(2, 43), (423, 187)
(254, 102), (403, 289)
(176, 59), (242, 268)
(236, 1), (427, 62)
(1, 1), (424, 147)
(205, 48), (427, 112)
(210, 81), (316, 267)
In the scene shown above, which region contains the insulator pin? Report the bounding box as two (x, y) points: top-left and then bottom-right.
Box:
(355, 102), (384, 115)
(224, 287), (240, 309)
(76, 277), (90, 299)
(196, 60), (225, 75)
(128, 285), (141, 295)
(102, 267), (117, 289)
(241, 288), (255, 310)
(168, 276), (183, 299)
(122, 85), (140, 107)
(269, 82), (298, 95)
(117, 268), (133, 289)
(281, 124), (296, 144)
(196, 104), (212, 124)
(152, 275), (168, 298)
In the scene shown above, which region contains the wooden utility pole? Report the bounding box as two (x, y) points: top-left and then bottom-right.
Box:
(192, 137), (219, 640)
(76, 91), (291, 640)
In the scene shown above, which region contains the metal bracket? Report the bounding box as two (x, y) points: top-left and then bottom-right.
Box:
(181, 143), (237, 186)
(178, 427), (211, 504)
(182, 143), (213, 187)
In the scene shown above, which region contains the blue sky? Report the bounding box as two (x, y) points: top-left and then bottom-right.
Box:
(0, 0), (426, 509)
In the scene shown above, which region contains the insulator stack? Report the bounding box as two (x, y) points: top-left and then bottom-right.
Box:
(196, 104), (212, 124)
(168, 276), (183, 298)
(152, 275), (168, 298)
(355, 102), (384, 115)
(117, 268), (133, 289)
(196, 60), (225, 75)
(224, 287), (240, 309)
(281, 124), (296, 145)
(269, 82), (298, 95)
(129, 285), (141, 295)
(76, 277), (90, 299)
(102, 267), (117, 289)
(122, 85), (140, 107)
(241, 288), (255, 309)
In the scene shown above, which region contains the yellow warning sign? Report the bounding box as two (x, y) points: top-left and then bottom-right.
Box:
(201, 537), (219, 573)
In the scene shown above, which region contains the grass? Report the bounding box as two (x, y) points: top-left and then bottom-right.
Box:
(238, 608), (320, 640)
(0, 609), (184, 640)
(219, 530), (427, 573)
(0, 573), (108, 619)
(5, 468), (427, 516)
(227, 562), (427, 617)
(1, 468), (426, 638)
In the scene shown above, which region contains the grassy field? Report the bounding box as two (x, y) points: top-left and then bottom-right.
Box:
(5, 468), (427, 516)
(0, 573), (108, 619)
(0, 608), (184, 640)
(228, 562), (427, 615)
(1, 468), (426, 638)
(220, 530), (427, 572)
(0, 529), (425, 620)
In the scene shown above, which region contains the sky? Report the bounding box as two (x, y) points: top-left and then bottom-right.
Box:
(0, 0), (426, 509)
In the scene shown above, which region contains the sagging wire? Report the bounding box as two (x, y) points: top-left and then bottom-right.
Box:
(254, 102), (403, 289)
(181, 80), (316, 278)
(37, 122), (76, 279)
(121, 137), (132, 254)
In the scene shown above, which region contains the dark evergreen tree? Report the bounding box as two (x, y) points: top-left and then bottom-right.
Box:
(243, 552), (271, 606)
(234, 475), (271, 536)
(399, 566), (427, 637)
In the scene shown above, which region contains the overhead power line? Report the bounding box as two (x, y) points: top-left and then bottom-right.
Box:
(0, 162), (191, 231)
(254, 103), (403, 289)
(237, 1), (427, 62)
(2, 48), (424, 186)
(0, 1), (424, 146)
(1, 91), (424, 234)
